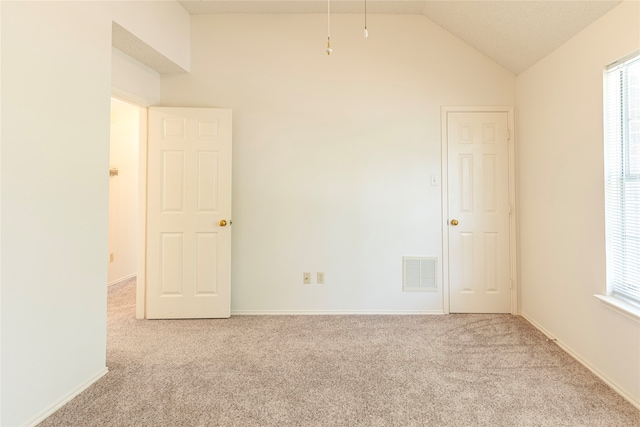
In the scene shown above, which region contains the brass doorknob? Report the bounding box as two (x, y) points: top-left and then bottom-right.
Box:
(219, 220), (227, 227)
(450, 219), (459, 226)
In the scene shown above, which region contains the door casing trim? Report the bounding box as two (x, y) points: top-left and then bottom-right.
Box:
(137, 108), (148, 319)
(440, 106), (518, 315)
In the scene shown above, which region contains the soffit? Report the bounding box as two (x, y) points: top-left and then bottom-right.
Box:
(112, 22), (188, 75)
(178, 0), (623, 75)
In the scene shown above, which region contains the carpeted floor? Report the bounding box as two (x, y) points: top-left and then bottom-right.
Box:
(39, 279), (640, 426)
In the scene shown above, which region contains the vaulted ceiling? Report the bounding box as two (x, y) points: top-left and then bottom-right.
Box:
(178, 0), (623, 75)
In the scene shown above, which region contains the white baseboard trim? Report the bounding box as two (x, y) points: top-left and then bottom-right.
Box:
(520, 312), (640, 411)
(24, 367), (109, 427)
(108, 273), (136, 287)
(231, 310), (445, 315)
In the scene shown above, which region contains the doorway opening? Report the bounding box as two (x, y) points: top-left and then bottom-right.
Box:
(108, 97), (147, 318)
(108, 98), (139, 287)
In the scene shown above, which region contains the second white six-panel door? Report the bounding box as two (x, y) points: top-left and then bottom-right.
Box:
(448, 111), (511, 313)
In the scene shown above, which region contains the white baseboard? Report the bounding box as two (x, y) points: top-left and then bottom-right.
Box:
(108, 273), (136, 287)
(231, 310), (445, 315)
(520, 312), (640, 411)
(24, 367), (109, 427)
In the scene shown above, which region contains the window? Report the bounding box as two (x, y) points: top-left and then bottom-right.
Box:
(604, 51), (640, 308)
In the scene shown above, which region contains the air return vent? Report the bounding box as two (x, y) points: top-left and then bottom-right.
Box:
(402, 257), (437, 292)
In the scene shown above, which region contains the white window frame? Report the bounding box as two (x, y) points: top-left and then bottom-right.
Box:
(598, 50), (640, 322)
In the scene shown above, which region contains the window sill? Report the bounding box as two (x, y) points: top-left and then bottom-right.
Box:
(594, 294), (640, 323)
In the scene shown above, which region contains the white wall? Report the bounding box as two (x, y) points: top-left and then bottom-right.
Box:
(108, 99), (139, 285)
(0, 2), (189, 425)
(161, 14), (516, 314)
(516, 0), (640, 406)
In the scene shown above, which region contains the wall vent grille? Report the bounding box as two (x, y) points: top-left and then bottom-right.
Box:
(403, 257), (437, 292)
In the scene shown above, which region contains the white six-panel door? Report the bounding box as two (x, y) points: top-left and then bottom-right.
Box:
(447, 111), (511, 313)
(146, 108), (232, 319)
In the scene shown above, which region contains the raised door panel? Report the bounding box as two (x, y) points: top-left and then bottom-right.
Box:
(160, 233), (184, 295)
(195, 232), (218, 295)
(196, 151), (219, 213)
(161, 151), (185, 213)
(460, 232), (475, 293)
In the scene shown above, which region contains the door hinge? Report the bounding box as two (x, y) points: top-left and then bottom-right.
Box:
(506, 129), (511, 141)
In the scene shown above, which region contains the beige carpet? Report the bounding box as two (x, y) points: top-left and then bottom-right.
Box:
(39, 279), (640, 426)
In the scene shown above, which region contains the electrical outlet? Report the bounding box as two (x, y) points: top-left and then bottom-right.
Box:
(109, 253), (115, 263)
(303, 272), (311, 284)
(317, 272), (325, 284)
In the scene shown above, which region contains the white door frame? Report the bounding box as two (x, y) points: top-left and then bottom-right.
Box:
(136, 107), (148, 319)
(440, 106), (518, 315)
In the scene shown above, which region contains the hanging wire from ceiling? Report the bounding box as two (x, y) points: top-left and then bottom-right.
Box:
(364, 0), (369, 38)
(326, 0), (333, 55)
